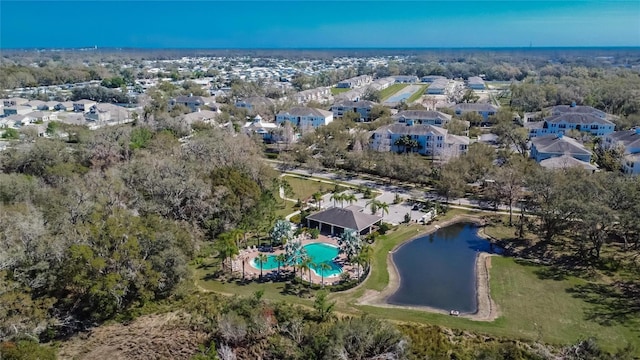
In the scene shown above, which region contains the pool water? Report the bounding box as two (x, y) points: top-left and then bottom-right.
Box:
(251, 242), (342, 277)
(387, 222), (500, 313)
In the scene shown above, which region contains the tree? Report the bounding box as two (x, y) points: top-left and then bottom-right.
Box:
(275, 253), (287, 278)
(342, 193), (357, 207)
(461, 89), (480, 103)
(317, 262), (332, 287)
(216, 231), (240, 273)
(461, 111), (484, 126)
(354, 244), (373, 280)
(299, 255), (313, 287)
(312, 192), (323, 210)
(313, 290), (335, 321)
(270, 219), (293, 246)
(330, 193), (344, 207)
(284, 240), (306, 277)
(255, 253), (268, 280)
(337, 229), (362, 261)
(491, 163), (525, 226)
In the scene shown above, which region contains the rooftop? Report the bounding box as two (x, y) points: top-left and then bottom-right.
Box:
(306, 206), (382, 232)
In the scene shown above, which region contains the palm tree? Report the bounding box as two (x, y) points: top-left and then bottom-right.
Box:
(337, 229), (362, 261)
(312, 192), (323, 210)
(317, 262), (332, 287)
(355, 245), (373, 281)
(284, 240), (305, 278)
(342, 193), (357, 208)
(366, 198), (379, 215)
(330, 193), (344, 207)
(216, 231), (240, 273)
(255, 253), (268, 280)
(298, 255), (313, 287)
(275, 253), (287, 278)
(377, 201), (390, 217)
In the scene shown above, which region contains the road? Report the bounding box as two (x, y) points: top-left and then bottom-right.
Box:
(274, 164), (523, 224)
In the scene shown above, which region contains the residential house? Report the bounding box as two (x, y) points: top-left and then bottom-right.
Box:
(371, 123), (469, 157)
(182, 109), (219, 124)
(526, 113), (615, 138)
(276, 107), (333, 129)
(369, 77), (395, 91)
(54, 102), (74, 112)
(291, 87), (331, 104)
(550, 103), (607, 119)
(26, 111), (57, 123)
(452, 103), (498, 120)
(3, 106), (33, 117)
(539, 154), (598, 172)
(85, 103), (130, 124)
(243, 115), (279, 142)
(25, 100), (48, 110)
(421, 75), (447, 83)
(331, 100), (377, 121)
(602, 127), (640, 176)
(2, 114), (31, 127)
(426, 78), (450, 94)
(3, 98), (29, 108)
(529, 133), (592, 164)
(392, 75), (419, 83)
(336, 75), (373, 89)
(467, 76), (486, 90)
(392, 110), (452, 127)
(73, 99), (97, 113)
(235, 96), (275, 112)
(169, 94), (216, 112)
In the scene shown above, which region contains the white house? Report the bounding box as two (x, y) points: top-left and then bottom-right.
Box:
(527, 103), (615, 138)
(169, 95), (217, 112)
(392, 75), (419, 83)
(530, 133), (592, 164)
(336, 75), (373, 89)
(276, 107), (333, 129)
(467, 76), (486, 90)
(243, 115), (279, 142)
(426, 78), (450, 94)
(602, 128), (640, 175)
(392, 110), (452, 127)
(371, 123), (469, 158)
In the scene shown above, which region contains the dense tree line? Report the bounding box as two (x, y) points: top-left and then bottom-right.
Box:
(0, 121), (279, 342)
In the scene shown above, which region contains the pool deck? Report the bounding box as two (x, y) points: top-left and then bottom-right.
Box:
(231, 234), (360, 285)
(356, 215), (500, 322)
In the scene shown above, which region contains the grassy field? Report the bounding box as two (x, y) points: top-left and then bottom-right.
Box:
(379, 84), (409, 101)
(407, 85), (428, 103)
(331, 87), (351, 95)
(283, 175), (331, 201)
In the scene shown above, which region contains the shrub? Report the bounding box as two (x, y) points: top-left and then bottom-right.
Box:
(309, 228), (320, 239)
(378, 222), (391, 235)
(289, 214), (301, 224)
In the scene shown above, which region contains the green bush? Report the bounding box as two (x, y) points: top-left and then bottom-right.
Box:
(289, 214), (301, 224)
(378, 222), (391, 235)
(309, 228), (320, 239)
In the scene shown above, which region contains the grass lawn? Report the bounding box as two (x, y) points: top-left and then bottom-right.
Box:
(274, 200), (297, 219)
(331, 87), (351, 95)
(407, 85), (428, 103)
(379, 84), (409, 101)
(282, 175), (331, 201)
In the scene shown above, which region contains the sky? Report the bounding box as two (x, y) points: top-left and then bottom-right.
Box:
(1, 1), (639, 49)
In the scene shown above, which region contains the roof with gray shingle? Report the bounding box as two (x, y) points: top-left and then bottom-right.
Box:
(374, 123), (448, 136)
(605, 129), (640, 151)
(393, 110), (451, 122)
(306, 207), (382, 232)
(454, 103), (498, 112)
(544, 113), (614, 126)
(531, 134), (592, 156)
(539, 154), (597, 171)
(278, 107), (332, 118)
(551, 105), (606, 117)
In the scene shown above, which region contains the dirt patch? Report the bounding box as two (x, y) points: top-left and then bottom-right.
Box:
(57, 312), (209, 360)
(357, 215), (500, 321)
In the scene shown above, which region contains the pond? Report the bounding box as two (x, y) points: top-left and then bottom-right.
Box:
(387, 222), (500, 313)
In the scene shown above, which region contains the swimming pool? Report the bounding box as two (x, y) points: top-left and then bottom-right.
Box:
(250, 242), (342, 277)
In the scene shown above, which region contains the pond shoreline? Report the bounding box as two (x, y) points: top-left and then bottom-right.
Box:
(357, 215), (500, 322)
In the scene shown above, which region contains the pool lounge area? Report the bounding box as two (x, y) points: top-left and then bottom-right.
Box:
(249, 242), (343, 278)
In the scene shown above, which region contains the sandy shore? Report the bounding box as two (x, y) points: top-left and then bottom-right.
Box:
(356, 215), (500, 322)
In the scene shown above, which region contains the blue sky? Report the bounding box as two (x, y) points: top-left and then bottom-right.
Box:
(1, 1), (639, 48)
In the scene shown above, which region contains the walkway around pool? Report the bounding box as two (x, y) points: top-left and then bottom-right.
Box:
(231, 233), (360, 285)
(356, 215), (500, 322)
